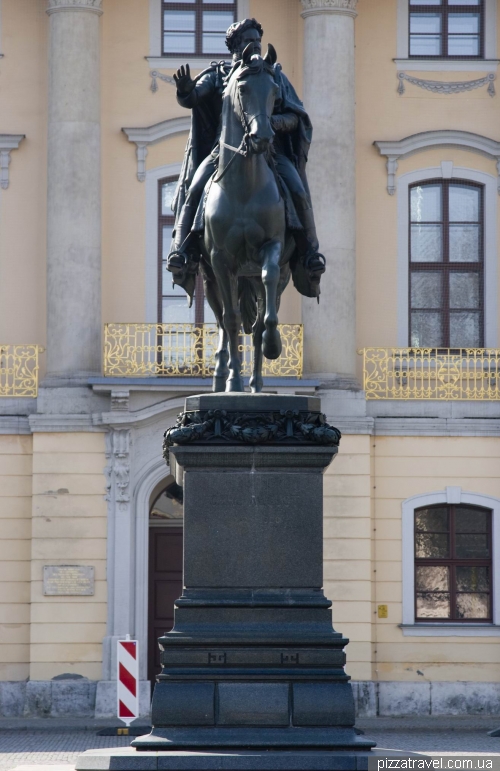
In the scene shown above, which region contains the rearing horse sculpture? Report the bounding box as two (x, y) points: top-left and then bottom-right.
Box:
(203, 45), (295, 393)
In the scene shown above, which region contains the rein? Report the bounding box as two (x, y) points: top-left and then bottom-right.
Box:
(213, 85), (267, 183)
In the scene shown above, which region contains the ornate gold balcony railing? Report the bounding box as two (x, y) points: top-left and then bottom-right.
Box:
(104, 323), (303, 379)
(360, 348), (500, 400)
(0, 345), (43, 397)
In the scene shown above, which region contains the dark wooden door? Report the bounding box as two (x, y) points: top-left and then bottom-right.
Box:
(148, 526), (183, 683)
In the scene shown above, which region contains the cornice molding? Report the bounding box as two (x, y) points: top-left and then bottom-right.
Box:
(300, 0), (358, 18)
(46, 0), (103, 15)
(374, 130), (500, 195)
(122, 117), (191, 182)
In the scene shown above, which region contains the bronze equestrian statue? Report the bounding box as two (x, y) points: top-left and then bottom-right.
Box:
(167, 18), (325, 393)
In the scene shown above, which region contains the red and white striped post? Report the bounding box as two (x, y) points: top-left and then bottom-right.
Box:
(117, 636), (139, 727)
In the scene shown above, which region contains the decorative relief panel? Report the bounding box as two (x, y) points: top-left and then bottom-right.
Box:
(105, 429), (131, 511)
(398, 72), (495, 97)
(300, 0), (358, 16)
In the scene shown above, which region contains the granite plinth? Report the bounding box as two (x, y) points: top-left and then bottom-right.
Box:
(183, 393), (321, 413)
(76, 748), (420, 771)
(134, 395), (374, 755)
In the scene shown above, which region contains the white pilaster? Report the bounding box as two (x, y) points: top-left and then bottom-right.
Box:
(45, 0), (103, 379)
(300, 0), (358, 383)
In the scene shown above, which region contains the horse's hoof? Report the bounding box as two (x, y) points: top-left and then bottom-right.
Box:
(262, 328), (282, 360)
(213, 375), (228, 393)
(226, 377), (244, 393)
(250, 379), (263, 394)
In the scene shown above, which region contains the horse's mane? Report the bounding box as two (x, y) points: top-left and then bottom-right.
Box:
(237, 54), (275, 80)
(228, 54), (274, 85)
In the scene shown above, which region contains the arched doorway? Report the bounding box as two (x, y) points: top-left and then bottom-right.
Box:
(147, 477), (183, 683)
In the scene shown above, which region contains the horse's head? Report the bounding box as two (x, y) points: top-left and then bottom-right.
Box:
(234, 44), (279, 155)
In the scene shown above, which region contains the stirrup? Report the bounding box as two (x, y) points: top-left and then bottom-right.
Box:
(304, 251), (326, 276)
(167, 250), (188, 276)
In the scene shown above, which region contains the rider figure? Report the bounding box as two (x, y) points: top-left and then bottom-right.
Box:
(167, 18), (325, 297)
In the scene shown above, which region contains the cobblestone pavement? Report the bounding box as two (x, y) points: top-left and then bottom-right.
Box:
(0, 718), (499, 770)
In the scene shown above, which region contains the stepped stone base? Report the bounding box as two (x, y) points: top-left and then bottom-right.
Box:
(76, 747), (423, 771)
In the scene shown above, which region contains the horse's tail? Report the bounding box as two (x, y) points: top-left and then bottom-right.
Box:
(238, 277), (257, 335)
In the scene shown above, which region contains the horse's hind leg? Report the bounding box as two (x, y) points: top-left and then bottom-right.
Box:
(249, 284), (265, 394)
(204, 274), (229, 392)
(261, 240), (282, 361)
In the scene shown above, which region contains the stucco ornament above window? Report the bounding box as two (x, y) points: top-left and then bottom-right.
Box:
(0, 135), (25, 190)
(46, 0), (103, 14)
(122, 117), (191, 182)
(150, 71), (176, 94)
(374, 130), (500, 195)
(398, 72), (496, 97)
(300, 0), (358, 18)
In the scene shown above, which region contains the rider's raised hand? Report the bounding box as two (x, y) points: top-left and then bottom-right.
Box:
(173, 64), (195, 95)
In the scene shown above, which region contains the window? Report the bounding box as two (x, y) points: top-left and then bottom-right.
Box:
(158, 177), (214, 324)
(409, 180), (484, 348)
(409, 0), (484, 59)
(415, 504), (492, 622)
(162, 0), (236, 57)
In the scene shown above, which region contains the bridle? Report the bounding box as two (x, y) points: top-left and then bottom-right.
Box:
(214, 73), (272, 183)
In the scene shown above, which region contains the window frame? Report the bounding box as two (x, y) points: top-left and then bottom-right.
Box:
(414, 503), (492, 623)
(157, 176), (205, 325)
(161, 0), (236, 59)
(408, 178), (485, 349)
(408, 0), (485, 60)
(401, 488), (500, 635)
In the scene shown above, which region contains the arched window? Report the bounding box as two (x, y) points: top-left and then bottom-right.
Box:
(401, 488), (500, 634)
(415, 503), (492, 621)
(157, 176), (214, 324)
(409, 179), (484, 347)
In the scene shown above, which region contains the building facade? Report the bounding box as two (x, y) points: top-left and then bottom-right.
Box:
(0, 0), (499, 718)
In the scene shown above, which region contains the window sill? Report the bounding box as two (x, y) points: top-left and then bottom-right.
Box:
(394, 58), (499, 73)
(400, 624), (500, 637)
(147, 56), (228, 71)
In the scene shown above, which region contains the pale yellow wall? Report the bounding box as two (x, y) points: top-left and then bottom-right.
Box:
(355, 0), (500, 383)
(0, 434), (32, 681)
(324, 434), (375, 682)
(30, 433), (107, 680)
(373, 435), (500, 682)
(2, 0), (500, 350)
(0, 0), (47, 358)
(101, 0), (304, 327)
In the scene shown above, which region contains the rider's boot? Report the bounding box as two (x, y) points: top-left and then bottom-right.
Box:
(167, 203), (199, 277)
(297, 207), (326, 279)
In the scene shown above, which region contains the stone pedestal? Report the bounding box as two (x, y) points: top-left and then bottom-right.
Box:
(140, 394), (373, 754)
(77, 394), (374, 768)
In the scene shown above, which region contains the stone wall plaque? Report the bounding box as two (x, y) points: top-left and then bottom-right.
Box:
(43, 565), (95, 596)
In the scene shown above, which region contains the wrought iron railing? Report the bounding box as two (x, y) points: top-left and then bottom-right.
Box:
(104, 323), (303, 379)
(0, 345), (43, 397)
(359, 348), (500, 400)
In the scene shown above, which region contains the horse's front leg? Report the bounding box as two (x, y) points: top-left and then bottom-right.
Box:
(260, 240), (283, 361)
(204, 274), (229, 392)
(250, 288), (265, 394)
(212, 254), (244, 392)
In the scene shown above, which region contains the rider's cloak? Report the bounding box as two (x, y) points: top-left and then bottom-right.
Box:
(171, 60), (320, 300)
